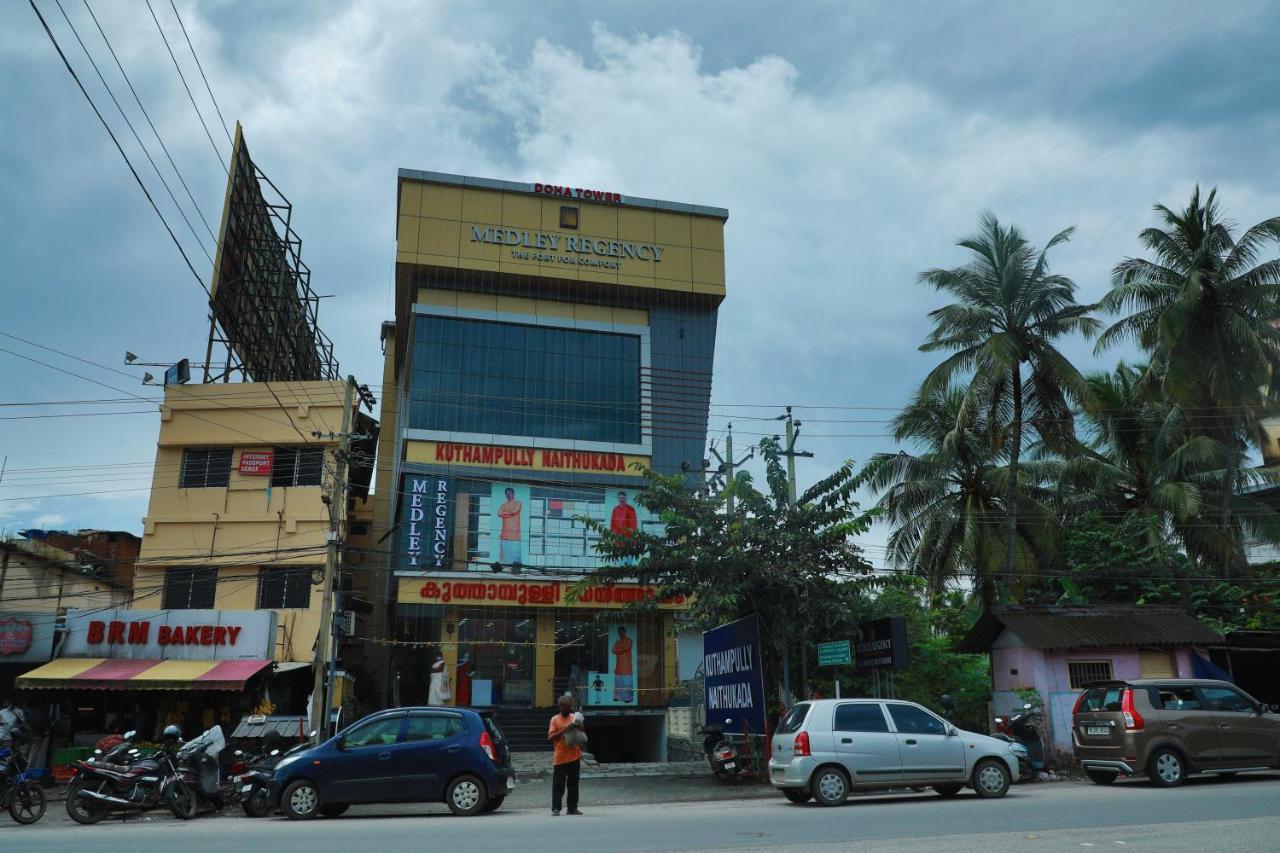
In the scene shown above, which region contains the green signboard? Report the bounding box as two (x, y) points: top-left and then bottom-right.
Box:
(817, 640), (852, 667)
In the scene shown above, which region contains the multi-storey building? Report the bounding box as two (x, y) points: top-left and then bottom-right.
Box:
(375, 171), (727, 758)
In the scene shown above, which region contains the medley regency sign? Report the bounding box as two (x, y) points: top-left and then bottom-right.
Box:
(702, 614), (766, 733)
(470, 225), (665, 272)
(402, 474), (453, 570)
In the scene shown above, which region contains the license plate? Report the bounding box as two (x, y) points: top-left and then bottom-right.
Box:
(1086, 726), (1109, 736)
(241, 784), (254, 793)
(505, 778), (515, 791)
(722, 761), (736, 770)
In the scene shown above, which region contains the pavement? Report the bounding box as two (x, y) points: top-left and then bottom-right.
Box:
(5, 770), (1278, 851)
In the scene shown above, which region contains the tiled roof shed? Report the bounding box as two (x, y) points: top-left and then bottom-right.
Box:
(956, 607), (1223, 654)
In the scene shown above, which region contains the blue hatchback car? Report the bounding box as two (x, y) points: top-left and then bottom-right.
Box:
(270, 707), (514, 819)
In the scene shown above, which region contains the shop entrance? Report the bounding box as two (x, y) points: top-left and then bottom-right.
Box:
(456, 610), (536, 706)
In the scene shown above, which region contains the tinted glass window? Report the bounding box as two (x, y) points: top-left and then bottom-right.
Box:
(408, 316), (642, 444)
(887, 704), (947, 736)
(1078, 687), (1123, 712)
(161, 566), (217, 609)
(775, 703), (811, 735)
(833, 704), (889, 733)
(256, 566), (313, 609)
(1149, 685), (1202, 711)
(404, 714), (464, 742)
(344, 716), (403, 748)
(271, 447), (325, 487)
(1201, 686), (1256, 714)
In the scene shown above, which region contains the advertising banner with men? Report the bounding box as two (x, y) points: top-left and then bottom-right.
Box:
(703, 614), (766, 732)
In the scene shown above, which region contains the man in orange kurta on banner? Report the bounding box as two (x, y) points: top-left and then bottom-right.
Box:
(612, 625), (635, 703)
(497, 487), (523, 567)
(610, 491), (639, 567)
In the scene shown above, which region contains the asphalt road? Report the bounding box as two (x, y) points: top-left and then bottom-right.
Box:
(4, 773), (1279, 852)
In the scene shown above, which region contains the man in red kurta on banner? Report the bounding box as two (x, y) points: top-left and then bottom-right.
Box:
(610, 491), (638, 536)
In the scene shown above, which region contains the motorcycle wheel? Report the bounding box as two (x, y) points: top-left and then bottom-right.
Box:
(65, 778), (108, 825)
(166, 782), (199, 820)
(242, 788), (272, 818)
(9, 781), (48, 824)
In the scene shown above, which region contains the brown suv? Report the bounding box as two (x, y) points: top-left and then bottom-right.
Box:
(1073, 679), (1280, 787)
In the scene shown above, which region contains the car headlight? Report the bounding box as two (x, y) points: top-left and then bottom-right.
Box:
(273, 755), (302, 773)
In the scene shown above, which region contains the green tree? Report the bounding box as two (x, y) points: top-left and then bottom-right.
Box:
(917, 213), (1099, 596)
(867, 386), (1058, 604)
(1097, 187), (1280, 577)
(587, 438), (878, 700)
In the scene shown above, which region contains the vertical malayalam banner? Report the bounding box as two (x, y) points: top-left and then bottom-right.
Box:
(703, 614), (767, 732)
(490, 482), (530, 569)
(403, 474), (453, 570)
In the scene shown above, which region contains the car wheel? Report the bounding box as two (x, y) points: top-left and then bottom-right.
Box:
(481, 796), (505, 813)
(971, 759), (1011, 799)
(321, 803), (349, 818)
(1148, 748), (1185, 788)
(166, 782), (198, 820)
(1086, 769), (1118, 786)
(810, 767), (849, 807)
(446, 774), (487, 816)
(282, 780), (322, 820)
(65, 779), (108, 825)
(782, 787), (811, 804)
(933, 784), (962, 798)
(9, 781), (48, 824)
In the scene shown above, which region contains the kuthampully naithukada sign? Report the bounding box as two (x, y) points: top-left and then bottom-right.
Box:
(702, 614), (766, 733)
(855, 616), (910, 670)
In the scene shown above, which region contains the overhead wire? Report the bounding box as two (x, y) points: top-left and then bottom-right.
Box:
(143, 0), (226, 173)
(166, 0), (233, 146)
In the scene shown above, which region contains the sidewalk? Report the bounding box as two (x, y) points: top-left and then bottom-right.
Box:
(510, 752), (711, 781)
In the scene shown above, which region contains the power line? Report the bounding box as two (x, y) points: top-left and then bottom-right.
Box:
(166, 0), (233, 146)
(143, 0), (227, 173)
(28, 0), (209, 295)
(81, 0), (219, 244)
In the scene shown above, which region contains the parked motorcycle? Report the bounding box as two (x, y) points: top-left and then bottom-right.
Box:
(172, 725), (226, 817)
(1, 724), (47, 824)
(229, 731), (291, 817)
(992, 703), (1042, 780)
(699, 719), (741, 783)
(65, 726), (192, 824)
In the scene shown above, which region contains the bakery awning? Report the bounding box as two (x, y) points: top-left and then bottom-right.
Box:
(16, 658), (271, 691)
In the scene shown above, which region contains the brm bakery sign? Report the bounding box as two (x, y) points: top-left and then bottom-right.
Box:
(470, 226), (664, 272)
(62, 609), (276, 661)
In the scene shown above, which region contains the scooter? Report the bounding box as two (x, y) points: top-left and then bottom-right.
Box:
(699, 719), (741, 783)
(229, 731), (303, 818)
(172, 725), (226, 817)
(65, 731), (190, 824)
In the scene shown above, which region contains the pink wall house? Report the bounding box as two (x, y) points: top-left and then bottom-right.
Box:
(959, 607), (1222, 759)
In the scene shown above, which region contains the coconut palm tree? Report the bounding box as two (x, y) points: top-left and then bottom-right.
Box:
(1097, 187), (1280, 577)
(867, 386), (1058, 604)
(1060, 362), (1280, 575)
(917, 213), (1099, 590)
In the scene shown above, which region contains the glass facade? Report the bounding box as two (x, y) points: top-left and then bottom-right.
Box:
(408, 315), (642, 444)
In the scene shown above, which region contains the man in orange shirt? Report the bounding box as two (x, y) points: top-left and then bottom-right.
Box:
(612, 625), (635, 703)
(547, 694), (584, 815)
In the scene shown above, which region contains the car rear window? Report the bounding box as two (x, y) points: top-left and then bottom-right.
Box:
(482, 716), (506, 742)
(776, 703), (811, 735)
(1078, 686), (1123, 712)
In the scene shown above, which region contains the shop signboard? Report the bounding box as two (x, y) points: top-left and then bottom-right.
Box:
(238, 451), (274, 475)
(62, 609), (276, 661)
(702, 614), (766, 733)
(0, 612), (56, 663)
(855, 616), (910, 670)
(397, 577), (688, 610)
(401, 474), (453, 571)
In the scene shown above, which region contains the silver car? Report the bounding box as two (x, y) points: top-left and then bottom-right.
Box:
(769, 699), (1020, 806)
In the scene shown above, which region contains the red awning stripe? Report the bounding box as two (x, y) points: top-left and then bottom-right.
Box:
(73, 658), (159, 683)
(195, 659), (272, 685)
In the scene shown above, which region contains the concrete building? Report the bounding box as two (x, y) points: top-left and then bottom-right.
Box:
(375, 171), (727, 758)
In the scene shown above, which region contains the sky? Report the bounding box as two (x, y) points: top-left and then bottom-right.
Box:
(2, 0), (1279, 567)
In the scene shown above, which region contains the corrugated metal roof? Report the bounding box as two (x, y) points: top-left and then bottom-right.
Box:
(956, 607), (1223, 653)
(231, 715), (308, 739)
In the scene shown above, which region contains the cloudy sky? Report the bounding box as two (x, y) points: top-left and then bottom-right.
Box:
(2, 0), (1279, 565)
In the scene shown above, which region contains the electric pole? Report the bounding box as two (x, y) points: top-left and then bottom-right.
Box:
(310, 376), (358, 739)
(776, 407), (813, 705)
(708, 424), (753, 516)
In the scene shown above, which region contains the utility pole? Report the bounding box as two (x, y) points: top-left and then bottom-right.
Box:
(777, 407), (814, 705)
(708, 424), (753, 516)
(310, 376), (358, 739)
